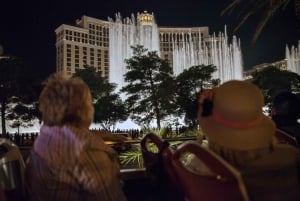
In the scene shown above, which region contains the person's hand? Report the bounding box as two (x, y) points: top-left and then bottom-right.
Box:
(198, 89), (214, 104)
(198, 89), (214, 117)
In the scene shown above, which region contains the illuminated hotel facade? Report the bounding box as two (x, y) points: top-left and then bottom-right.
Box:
(55, 16), (110, 78)
(55, 12), (243, 84)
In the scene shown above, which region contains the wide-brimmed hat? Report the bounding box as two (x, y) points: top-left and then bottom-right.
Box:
(199, 80), (275, 150)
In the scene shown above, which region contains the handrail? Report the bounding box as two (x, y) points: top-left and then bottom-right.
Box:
(105, 136), (197, 145)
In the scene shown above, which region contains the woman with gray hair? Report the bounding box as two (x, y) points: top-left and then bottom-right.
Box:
(25, 74), (127, 201)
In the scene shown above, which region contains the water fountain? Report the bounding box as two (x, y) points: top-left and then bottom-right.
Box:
(108, 12), (244, 129)
(108, 12), (160, 91)
(171, 26), (243, 82)
(108, 12), (243, 91)
(286, 41), (300, 74)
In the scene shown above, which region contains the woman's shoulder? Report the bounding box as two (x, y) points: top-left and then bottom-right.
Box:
(273, 143), (300, 159)
(274, 143), (300, 153)
(251, 144), (300, 168)
(69, 126), (116, 154)
(68, 126), (104, 145)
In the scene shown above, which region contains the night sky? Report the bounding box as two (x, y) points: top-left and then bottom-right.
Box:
(0, 0), (299, 78)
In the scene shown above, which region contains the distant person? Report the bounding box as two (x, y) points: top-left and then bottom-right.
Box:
(14, 133), (20, 145)
(25, 74), (127, 201)
(198, 80), (300, 201)
(271, 91), (300, 144)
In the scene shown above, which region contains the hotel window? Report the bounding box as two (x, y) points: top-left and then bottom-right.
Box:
(67, 46), (71, 53)
(82, 56), (86, 63)
(104, 50), (108, 56)
(97, 52), (101, 60)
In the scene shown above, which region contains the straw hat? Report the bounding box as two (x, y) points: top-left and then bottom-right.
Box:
(198, 80), (275, 150)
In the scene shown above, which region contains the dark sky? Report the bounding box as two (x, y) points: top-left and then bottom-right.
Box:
(0, 0), (299, 77)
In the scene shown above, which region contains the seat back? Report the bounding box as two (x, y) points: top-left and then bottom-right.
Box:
(0, 138), (26, 201)
(140, 133), (184, 201)
(140, 133), (169, 184)
(275, 128), (298, 147)
(172, 142), (249, 201)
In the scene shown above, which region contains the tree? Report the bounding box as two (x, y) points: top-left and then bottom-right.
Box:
(175, 65), (219, 127)
(6, 74), (42, 133)
(121, 45), (176, 129)
(251, 66), (300, 109)
(0, 57), (23, 134)
(0, 56), (43, 135)
(94, 93), (127, 130)
(74, 66), (127, 130)
(74, 65), (108, 99)
(221, 0), (300, 44)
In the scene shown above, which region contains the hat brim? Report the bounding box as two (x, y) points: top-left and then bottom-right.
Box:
(199, 114), (276, 150)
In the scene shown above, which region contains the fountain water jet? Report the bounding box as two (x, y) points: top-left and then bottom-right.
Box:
(108, 12), (160, 91)
(108, 12), (243, 91)
(286, 41), (300, 74)
(171, 26), (243, 82)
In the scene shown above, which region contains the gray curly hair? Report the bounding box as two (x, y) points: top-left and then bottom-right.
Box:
(39, 73), (94, 128)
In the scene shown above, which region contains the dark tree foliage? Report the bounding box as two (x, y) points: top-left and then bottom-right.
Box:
(121, 45), (176, 129)
(0, 57), (21, 134)
(94, 93), (127, 130)
(74, 66), (127, 129)
(74, 65), (108, 99)
(251, 66), (300, 110)
(175, 65), (219, 127)
(0, 57), (42, 134)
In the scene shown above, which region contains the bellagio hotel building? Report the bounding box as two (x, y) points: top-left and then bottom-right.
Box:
(55, 12), (210, 78)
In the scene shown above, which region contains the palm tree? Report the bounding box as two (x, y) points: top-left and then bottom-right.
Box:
(221, 0), (300, 44)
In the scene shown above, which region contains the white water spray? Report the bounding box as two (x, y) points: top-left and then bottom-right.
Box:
(108, 12), (244, 89)
(108, 12), (160, 91)
(171, 26), (243, 82)
(286, 41), (300, 74)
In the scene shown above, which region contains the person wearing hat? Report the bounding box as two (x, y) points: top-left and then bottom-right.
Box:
(198, 80), (300, 201)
